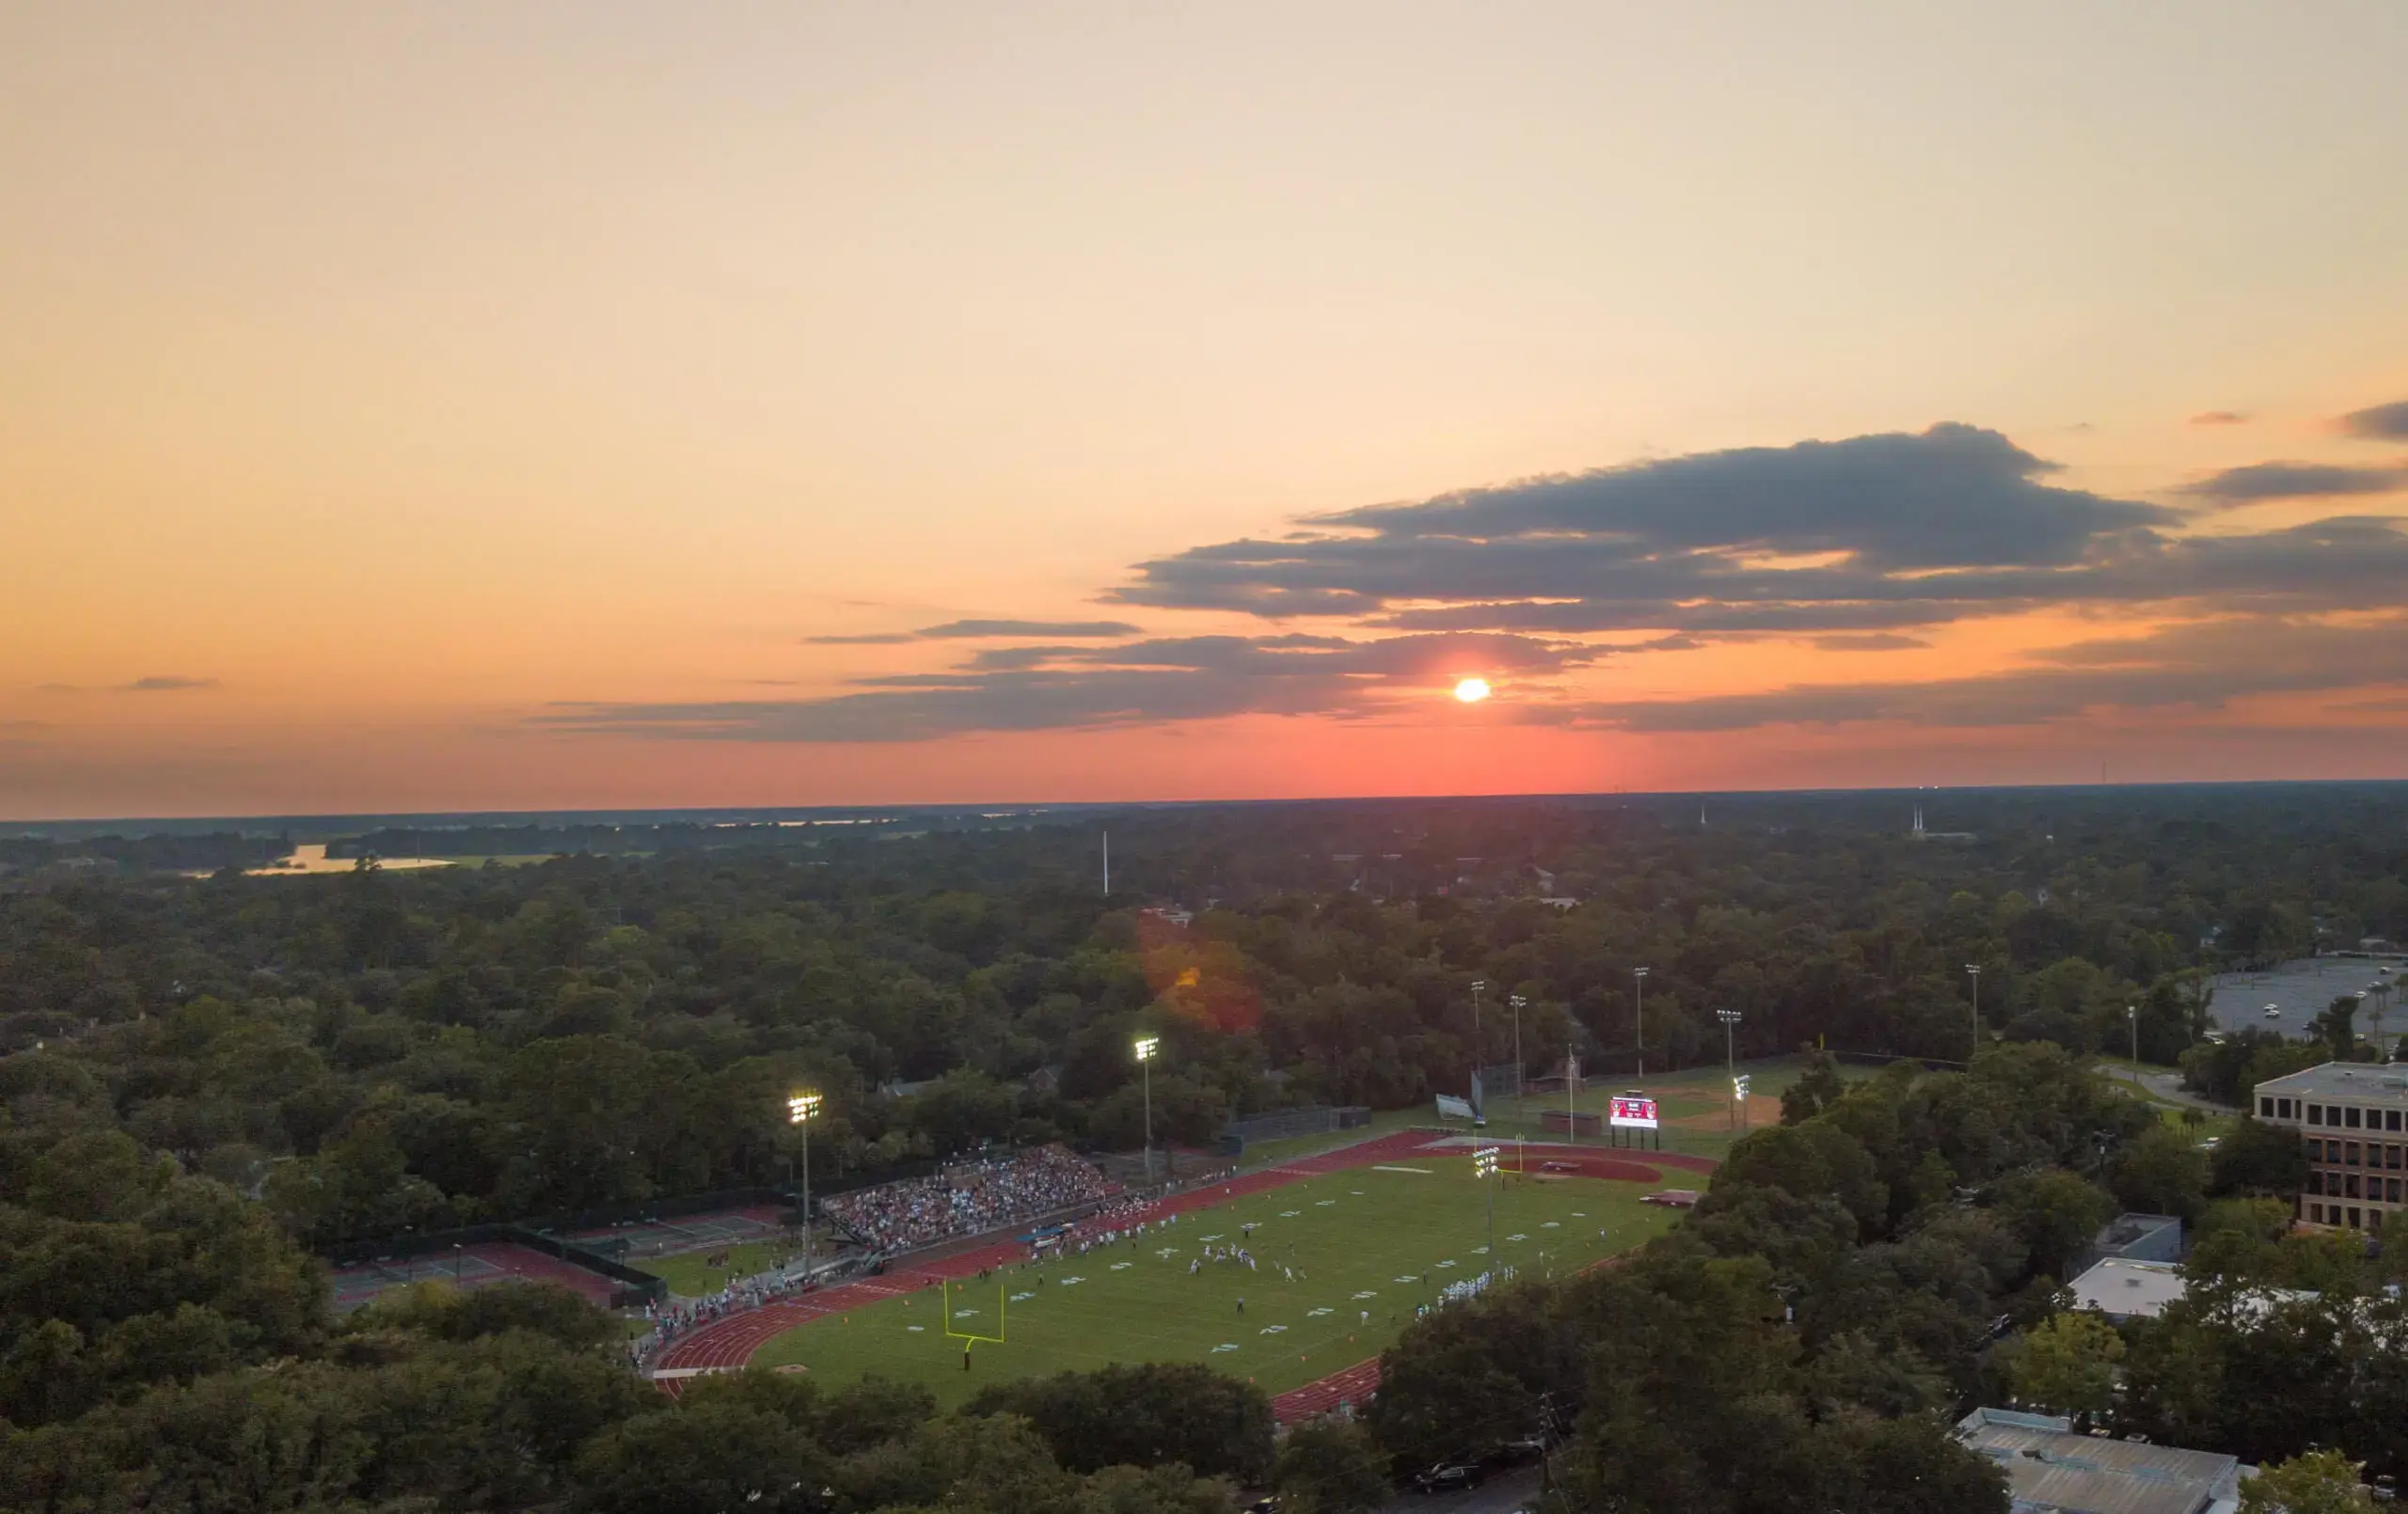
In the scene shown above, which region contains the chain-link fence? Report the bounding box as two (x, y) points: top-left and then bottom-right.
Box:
(1221, 1104), (1371, 1146)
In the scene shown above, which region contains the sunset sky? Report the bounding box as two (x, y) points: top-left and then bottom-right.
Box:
(6, 4), (2407, 819)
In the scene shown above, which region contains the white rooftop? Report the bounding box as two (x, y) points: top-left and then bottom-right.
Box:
(2070, 1258), (2188, 1320)
(2253, 1061), (2408, 1104)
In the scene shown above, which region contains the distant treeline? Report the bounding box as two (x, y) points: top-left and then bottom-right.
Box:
(0, 833), (288, 877)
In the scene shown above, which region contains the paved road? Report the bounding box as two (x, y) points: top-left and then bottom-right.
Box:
(1381, 1465), (1542, 1514)
(2097, 1064), (2228, 1112)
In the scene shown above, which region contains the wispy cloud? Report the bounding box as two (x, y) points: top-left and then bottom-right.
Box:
(2177, 461), (2404, 502)
(2189, 410), (2251, 426)
(805, 618), (1143, 645)
(1809, 633), (1929, 652)
(122, 675), (220, 692)
(36, 675), (222, 694)
(541, 633), (1584, 741)
(916, 619), (1142, 639)
(1577, 617), (2408, 732)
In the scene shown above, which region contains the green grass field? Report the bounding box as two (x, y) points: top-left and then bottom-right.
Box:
(748, 1162), (1678, 1405)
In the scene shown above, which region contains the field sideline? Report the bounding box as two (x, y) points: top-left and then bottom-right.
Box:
(654, 1130), (1713, 1412)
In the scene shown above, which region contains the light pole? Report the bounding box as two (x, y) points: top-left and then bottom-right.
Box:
(1632, 967), (1649, 1080)
(1473, 1145), (1499, 1262)
(1965, 965), (1983, 1059)
(1471, 978), (1486, 1068)
(1134, 1037), (1159, 1184)
(2126, 1004), (2139, 1079)
(1510, 993), (1528, 1173)
(1717, 1009), (1742, 1129)
(787, 1091), (821, 1275)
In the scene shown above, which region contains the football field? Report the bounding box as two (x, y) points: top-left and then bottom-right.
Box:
(745, 1161), (1677, 1404)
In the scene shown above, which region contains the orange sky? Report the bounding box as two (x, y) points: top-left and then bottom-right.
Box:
(5, 5), (2407, 819)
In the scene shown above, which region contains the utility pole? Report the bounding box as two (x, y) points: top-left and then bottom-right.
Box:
(1632, 967), (1649, 1080)
(1965, 964), (1983, 1060)
(1566, 1049), (1578, 1145)
(1717, 1009), (1742, 1129)
(1101, 831), (1110, 896)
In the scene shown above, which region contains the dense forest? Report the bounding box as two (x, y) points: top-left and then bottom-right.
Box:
(4, 785), (2408, 1510)
(4, 787), (2404, 1239)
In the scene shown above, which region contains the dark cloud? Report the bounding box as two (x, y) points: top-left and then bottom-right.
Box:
(1113, 424), (2177, 629)
(560, 421), (2408, 745)
(540, 632), (1580, 742)
(2190, 411), (2251, 426)
(2340, 401), (2408, 440)
(1578, 617), (2408, 732)
(2178, 461), (2405, 502)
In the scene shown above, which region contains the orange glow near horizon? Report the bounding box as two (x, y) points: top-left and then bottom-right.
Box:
(4, 8), (2407, 818)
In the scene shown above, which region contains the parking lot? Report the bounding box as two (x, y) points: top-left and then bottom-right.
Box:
(2209, 957), (2407, 1050)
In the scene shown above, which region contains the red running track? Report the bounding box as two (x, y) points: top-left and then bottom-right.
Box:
(1273, 1356), (1382, 1421)
(655, 1131), (1716, 1421)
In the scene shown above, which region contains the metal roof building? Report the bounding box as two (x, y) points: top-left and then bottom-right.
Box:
(1956, 1409), (2243, 1514)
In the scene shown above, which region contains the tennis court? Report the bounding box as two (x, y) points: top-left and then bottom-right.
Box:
(566, 1205), (785, 1261)
(329, 1241), (619, 1312)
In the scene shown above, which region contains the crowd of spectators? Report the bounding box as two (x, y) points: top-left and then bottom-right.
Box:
(822, 1144), (1117, 1254)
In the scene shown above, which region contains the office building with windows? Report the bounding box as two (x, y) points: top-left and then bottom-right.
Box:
(2251, 1062), (2408, 1231)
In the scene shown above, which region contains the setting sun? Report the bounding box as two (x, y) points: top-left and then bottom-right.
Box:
(1453, 677), (1493, 703)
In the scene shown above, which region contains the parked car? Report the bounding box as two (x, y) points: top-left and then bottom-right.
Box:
(1414, 1461), (1486, 1493)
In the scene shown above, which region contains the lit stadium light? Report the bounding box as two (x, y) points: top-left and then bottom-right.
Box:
(1473, 1145), (1499, 1178)
(787, 1092), (821, 1125)
(1133, 1036), (1159, 1062)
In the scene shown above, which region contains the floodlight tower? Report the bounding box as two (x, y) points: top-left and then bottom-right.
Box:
(787, 1091), (822, 1273)
(1632, 967), (1649, 1079)
(2126, 1005), (2140, 1079)
(1717, 1009), (1743, 1129)
(1134, 1037), (1160, 1183)
(1473, 1145), (1500, 1261)
(1510, 993), (1529, 1172)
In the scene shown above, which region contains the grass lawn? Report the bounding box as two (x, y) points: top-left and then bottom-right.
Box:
(1232, 1054), (1818, 1173)
(639, 1239), (807, 1298)
(748, 1163), (1678, 1406)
